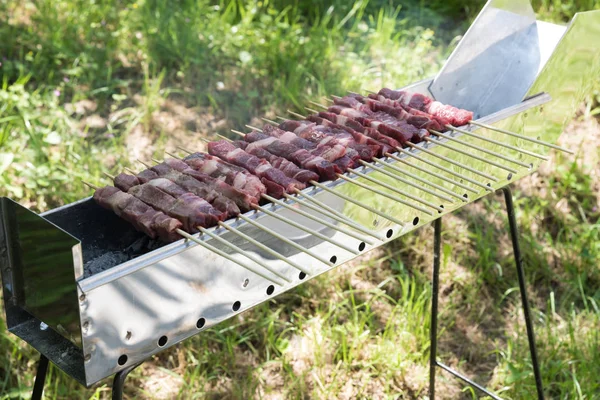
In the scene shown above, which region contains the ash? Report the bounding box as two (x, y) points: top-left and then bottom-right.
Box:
(82, 236), (164, 278)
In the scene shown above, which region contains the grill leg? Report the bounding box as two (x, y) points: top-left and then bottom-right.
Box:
(429, 217), (442, 400)
(112, 362), (143, 400)
(502, 186), (544, 400)
(31, 354), (49, 400)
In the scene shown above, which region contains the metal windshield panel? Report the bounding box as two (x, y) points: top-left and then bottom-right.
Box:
(429, 0), (541, 118)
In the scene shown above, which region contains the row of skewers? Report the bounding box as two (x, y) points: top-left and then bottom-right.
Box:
(83, 89), (571, 284)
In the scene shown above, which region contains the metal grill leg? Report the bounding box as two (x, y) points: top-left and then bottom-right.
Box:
(429, 217), (442, 400)
(502, 186), (545, 400)
(31, 354), (49, 400)
(112, 362), (143, 400)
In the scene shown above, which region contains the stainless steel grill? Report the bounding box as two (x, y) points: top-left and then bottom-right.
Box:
(1, 0), (599, 396)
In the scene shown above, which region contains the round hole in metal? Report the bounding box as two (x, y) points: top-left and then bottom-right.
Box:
(330, 256), (337, 264)
(386, 229), (393, 238)
(118, 355), (128, 366)
(125, 331), (132, 341)
(232, 301), (241, 312)
(158, 335), (168, 347)
(486, 183), (492, 187)
(358, 242), (366, 251)
(463, 193), (468, 199)
(242, 278), (250, 288)
(413, 217), (419, 226)
(196, 318), (206, 329)
(299, 272), (307, 280)
(507, 173), (513, 180)
(266, 285), (275, 296)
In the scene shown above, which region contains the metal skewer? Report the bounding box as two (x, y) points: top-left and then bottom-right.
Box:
(335, 174), (434, 215)
(404, 142), (499, 183)
(468, 120), (574, 154)
(217, 221), (310, 275)
(445, 125), (549, 160)
(389, 150), (489, 192)
(323, 97), (333, 104)
(308, 101), (328, 109)
(261, 194), (375, 245)
(230, 129), (246, 138)
(137, 159), (153, 169)
(124, 167), (138, 175)
(287, 110), (306, 119)
(357, 160), (457, 203)
(237, 214), (333, 266)
(177, 146), (193, 155)
(378, 154), (477, 195)
(423, 137), (518, 174)
(253, 204), (360, 255)
(177, 229), (286, 286)
(429, 129), (531, 168)
(262, 117), (279, 125)
(283, 192), (385, 241)
(216, 133), (232, 142)
(344, 168), (445, 211)
(246, 124), (262, 132)
(309, 180), (409, 227)
(82, 181), (100, 190)
(103, 172), (116, 180)
(197, 226), (291, 283)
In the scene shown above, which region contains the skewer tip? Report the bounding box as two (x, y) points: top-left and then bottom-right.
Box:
(82, 180), (100, 190)
(177, 146), (194, 155)
(231, 129), (246, 137)
(102, 172), (116, 180)
(165, 151), (182, 160)
(245, 124), (262, 132)
(287, 110), (305, 119)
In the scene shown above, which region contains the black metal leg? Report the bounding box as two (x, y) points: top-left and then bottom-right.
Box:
(112, 362), (143, 400)
(502, 186), (545, 400)
(31, 354), (49, 400)
(429, 217), (442, 400)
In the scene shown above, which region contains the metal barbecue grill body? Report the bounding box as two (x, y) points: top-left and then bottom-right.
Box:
(1, 0), (600, 388)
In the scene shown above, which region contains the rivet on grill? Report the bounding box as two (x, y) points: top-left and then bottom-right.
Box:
(266, 285), (275, 296)
(79, 294), (86, 302)
(196, 318), (206, 329)
(299, 272), (307, 280)
(118, 355), (128, 366)
(232, 301), (241, 312)
(386, 229), (393, 238)
(358, 242), (366, 251)
(330, 256), (337, 264)
(242, 278), (250, 288)
(158, 336), (168, 347)
(84, 354), (91, 362)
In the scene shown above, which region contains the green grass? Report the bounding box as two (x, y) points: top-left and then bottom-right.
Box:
(1, 0), (600, 399)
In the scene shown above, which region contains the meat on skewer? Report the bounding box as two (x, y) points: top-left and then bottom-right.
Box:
(231, 141), (320, 183)
(279, 119), (380, 160)
(310, 111), (402, 152)
(128, 183), (221, 232)
(242, 128), (343, 180)
(377, 88), (473, 126)
(183, 152), (268, 201)
(93, 185), (182, 242)
(208, 140), (307, 195)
